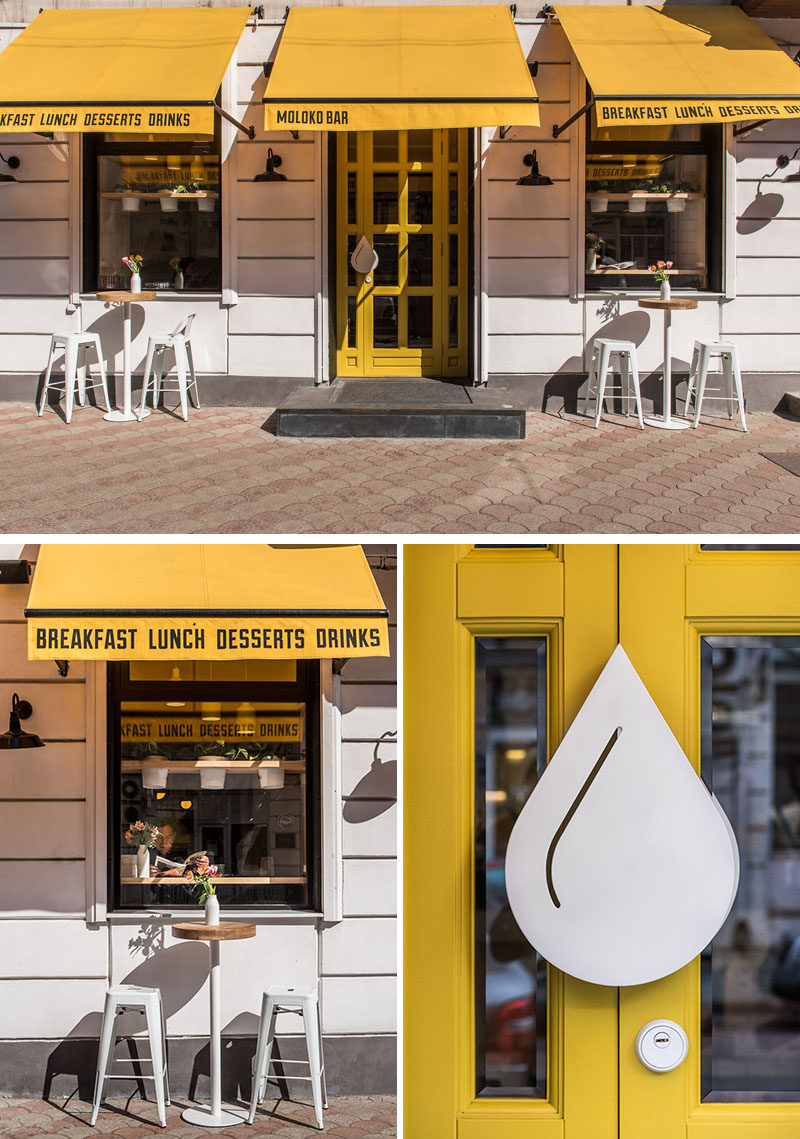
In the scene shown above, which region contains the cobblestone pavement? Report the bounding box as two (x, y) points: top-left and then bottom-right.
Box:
(0, 1096), (396, 1136)
(1, 402), (799, 534)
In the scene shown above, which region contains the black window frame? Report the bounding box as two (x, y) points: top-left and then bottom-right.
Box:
(82, 118), (222, 295)
(107, 660), (322, 913)
(585, 104), (724, 293)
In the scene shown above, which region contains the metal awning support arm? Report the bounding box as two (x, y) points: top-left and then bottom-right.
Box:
(552, 95), (595, 139)
(733, 118), (771, 138)
(213, 102), (255, 139)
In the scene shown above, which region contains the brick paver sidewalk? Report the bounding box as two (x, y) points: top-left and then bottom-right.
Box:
(1, 402), (799, 533)
(0, 1096), (396, 1136)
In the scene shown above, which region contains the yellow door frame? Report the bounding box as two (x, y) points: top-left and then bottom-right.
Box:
(404, 545), (619, 1139)
(335, 130), (468, 378)
(405, 543), (800, 1139)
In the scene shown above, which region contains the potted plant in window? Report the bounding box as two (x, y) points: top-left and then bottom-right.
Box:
(124, 820), (160, 879)
(628, 179), (651, 213)
(587, 180), (609, 213)
(585, 231), (606, 272)
(160, 184), (179, 213)
(114, 182), (140, 213)
(134, 741), (170, 789)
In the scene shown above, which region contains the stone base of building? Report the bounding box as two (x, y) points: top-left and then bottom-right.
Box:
(0, 371), (793, 414)
(0, 1034), (396, 1100)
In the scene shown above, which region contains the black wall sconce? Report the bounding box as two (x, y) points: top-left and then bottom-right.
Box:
(0, 693), (45, 749)
(517, 149), (553, 186)
(0, 152), (20, 183)
(253, 147), (287, 182)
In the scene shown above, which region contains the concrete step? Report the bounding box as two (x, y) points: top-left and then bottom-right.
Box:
(274, 379), (525, 438)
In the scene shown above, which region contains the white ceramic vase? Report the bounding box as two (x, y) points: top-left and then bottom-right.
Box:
(174, 270), (184, 290)
(205, 894), (220, 927)
(197, 195), (216, 212)
(660, 279), (671, 301)
(589, 196), (608, 213)
(130, 273), (142, 295)
(136, 844), (149, 878)
(586, 250), (597, 272)
(121, 196), (140, 213)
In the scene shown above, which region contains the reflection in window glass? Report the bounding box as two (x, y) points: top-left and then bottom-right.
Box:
(475, 637), (547, 1098)
(96, 154), (220, 291)
(585, 124), (714, 292)
(701, 637), (800, 1101)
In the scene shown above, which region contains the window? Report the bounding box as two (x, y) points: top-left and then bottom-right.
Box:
(109, 658), (320, 911)
(475, 637), (548, 1098)
(585, 121), (722, 292)
(83, 129), (221, 293)
(701, 637), (800, 1101)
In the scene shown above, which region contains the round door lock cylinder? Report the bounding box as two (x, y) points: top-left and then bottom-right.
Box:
(635, 1019), (689, 1072)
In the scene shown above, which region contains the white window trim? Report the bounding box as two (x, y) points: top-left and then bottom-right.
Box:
(723, 123), (736, 300)
(221, 46), (239, 307)
(477, 126), (489, 388)
(68, 135), (82, 313)
(85, 661), (107, 925)
(316, 131), (330, 385)
(320, 659), (343, 921)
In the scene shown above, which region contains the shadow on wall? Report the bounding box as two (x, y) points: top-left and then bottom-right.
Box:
(43, 938), (208, 1101)
(342, 730), (397, 823)
(542, 302), (664, 414)
(737, 189), (783, 235)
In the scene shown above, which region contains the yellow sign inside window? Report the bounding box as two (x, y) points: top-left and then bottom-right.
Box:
(121, 712), (303, 745)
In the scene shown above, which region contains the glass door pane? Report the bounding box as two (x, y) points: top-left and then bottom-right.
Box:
(475, 637), (548, 1097)
(701, 636), (800, 1101)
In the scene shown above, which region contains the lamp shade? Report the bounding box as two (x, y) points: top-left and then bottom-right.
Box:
(0, 694), (44, 749)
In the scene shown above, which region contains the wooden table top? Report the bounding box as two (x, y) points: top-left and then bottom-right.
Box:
(637, 298), (698, 311)
(172, 921), (256, 942)
(97, 290), (157, 303)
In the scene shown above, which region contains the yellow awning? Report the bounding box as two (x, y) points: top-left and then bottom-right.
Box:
(263, 5), (539, 132)
(26, 545), (390, 661)
(555, 4), (800, 127)
(0, 7), (251, 135)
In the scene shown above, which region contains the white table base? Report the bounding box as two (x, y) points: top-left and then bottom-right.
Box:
(103, 298), (150, 423)
(646, 303), (690, 431)
(181, 939), (247, 1128)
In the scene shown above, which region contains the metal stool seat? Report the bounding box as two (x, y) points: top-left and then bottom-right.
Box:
(247, 986), (327, 1130)
(90, 984), (169, 1128)
(586, 338), (645, 430)
(685, 340), (747, 431)
(39, 331), (110, 423)
(138, 313), (200, 422)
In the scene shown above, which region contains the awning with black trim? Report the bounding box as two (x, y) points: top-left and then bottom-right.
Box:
(0, 7), (252, 135)
(554, 4), (800, 128)
(263, 4), (540, 132)
(26, 545), (390, 661)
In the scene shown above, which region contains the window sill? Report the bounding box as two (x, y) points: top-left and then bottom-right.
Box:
(82, 291), (223, 301)
(582, 290), (725, 301)
(107, 910), (322, 924)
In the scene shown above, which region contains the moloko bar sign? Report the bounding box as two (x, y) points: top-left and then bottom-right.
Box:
(28, 615), (389, 660)
(122, 713), (303, 744)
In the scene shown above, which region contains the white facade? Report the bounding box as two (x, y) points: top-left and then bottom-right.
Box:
(0, 543), (397, 1097)
(0, 2), (796, 402)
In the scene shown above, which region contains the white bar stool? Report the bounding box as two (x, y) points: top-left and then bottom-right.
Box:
(586, 338), (645, 430)
(39, 332), (110, 424)
(138, 313), (200, 422)
(685, 340), (747, 431)
(90, 984), (169, 1128)
(247, 986), (327, 1130)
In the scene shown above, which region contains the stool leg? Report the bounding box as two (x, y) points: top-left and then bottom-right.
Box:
(186, 341), (200, 408)
(685, 344), (699, 415)
(595, 343), (611, 429)
(721, 352), (734, 419)
(585, 348), (598, 418)
(76, 345), (87, 407)
(247, 994), (276, 1124)
(174, 340), (190, 421)
(39, 338), (56, 416)
(628, 349), (644, 430)
(139, 342), (155, 420)
(730, 348), (747, 432)
(302, 1001), (324, 1131)
(90, 993), (117, 1126)
(317, 1006), (327, 1109)
(160, 999), (171, 1107)
(153, 350), (165, 408)
(63, 337), (80, 425)
(692, 344), (710, 428)
(90, 335), (111, 413)
(144, 998), (167, 1128)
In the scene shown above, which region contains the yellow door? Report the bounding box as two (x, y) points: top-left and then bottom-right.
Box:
(335, 130), (468, 378)
(405, 544), (800, 1139)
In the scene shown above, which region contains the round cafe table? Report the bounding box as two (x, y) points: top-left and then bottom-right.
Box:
(637, 297), (698, 430)
(97, 290), (157, 423)
(172, 920), (256, 1127)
